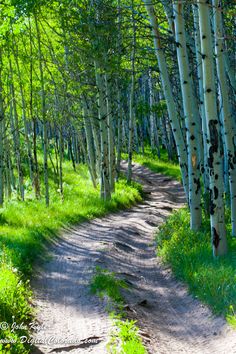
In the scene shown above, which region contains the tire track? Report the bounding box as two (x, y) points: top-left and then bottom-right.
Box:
(32, 162), (236, 353)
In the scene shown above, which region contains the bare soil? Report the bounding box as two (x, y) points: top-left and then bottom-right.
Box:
(32, 162), (236, 354)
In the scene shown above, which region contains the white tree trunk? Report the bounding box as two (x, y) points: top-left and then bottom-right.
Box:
(105, 75), (116, 192)
(82, 99), (97, 188)
(143, 0), (189, 200)
(95, 62), (111, 200)
(213, 0), (236, 236)
(198, 0), (227, 256)
(174, 2), (202, 230)
(192, 4), (210, 212)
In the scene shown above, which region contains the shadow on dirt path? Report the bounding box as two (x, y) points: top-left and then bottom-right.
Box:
(32, 162), (236, 354)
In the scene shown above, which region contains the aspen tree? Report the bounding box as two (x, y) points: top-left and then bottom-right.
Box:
(35, 14), (49, 206)
(116, 82), (123, 179)
(29, 17), (40, 199)
(95, 62), (111, 200)
(82, 98), (97, 188)
(105, 74), (116, 192)
(192, 4), (210, 212)
(143, 0), (189, 200)
(9, 57), (24, 201)
(174, 2), (202, 230)
(12, 39), (34, 184)
(198, 0), (227, 256)
(116, 0), (123, 179)
(213, 0), (236, 236)
(127, 0), (136, 183)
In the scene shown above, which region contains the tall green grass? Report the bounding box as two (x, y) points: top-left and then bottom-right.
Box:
(122, 147), (181, 182)
(90, 267), (147, 354)
(133, 148), (236, 326)
(0, 161), (142, 353)
(156, 208), (236, 325)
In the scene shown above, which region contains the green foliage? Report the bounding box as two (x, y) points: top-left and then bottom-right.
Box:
(90, 267), (147, 354)
(123, 147), (181, 182)
(156, 208), (236, 324)
(0, 162), (142, 353)
(154, 100), (167, 118)
(226, 306), (236, 328)
(109, 319), (147, 354)
(0, 263), (31, 354)
(90, 266), (128, 304)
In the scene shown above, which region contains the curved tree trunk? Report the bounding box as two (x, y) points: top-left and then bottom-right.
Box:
(143, 0), (189, 200)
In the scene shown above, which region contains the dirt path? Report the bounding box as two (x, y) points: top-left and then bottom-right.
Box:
(32, 162), (236, 354)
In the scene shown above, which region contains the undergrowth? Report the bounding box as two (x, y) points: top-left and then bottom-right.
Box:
(122, 146), (181, 182)
(90, 266), (128, 305)
(131, 148), (236, 326)
(156, 207), (236, 326)
(90, 267), (147, 354)
(0, 161), (142, 353)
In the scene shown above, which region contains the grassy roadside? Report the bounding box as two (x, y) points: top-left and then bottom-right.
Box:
(132, 148), (236, 326)
(122, 147), (181, 182)
(156, 208), (236, 326)
(90, 267), (147, 354)
(0, 161), (142, 353)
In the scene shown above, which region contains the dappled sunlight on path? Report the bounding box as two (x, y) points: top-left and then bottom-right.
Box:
(32, 162), (236, 354)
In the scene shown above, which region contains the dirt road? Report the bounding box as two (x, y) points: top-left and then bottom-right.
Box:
(32, 162), (236, 354)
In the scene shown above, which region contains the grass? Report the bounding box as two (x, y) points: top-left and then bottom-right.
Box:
(0, 160), (142, 353)
(122, 146), (181, 182)
(156, 207), (236, 325)
(131, 147), (236, 326)
(109, 319), (147, 354)
(90, 266), (128, 305)
(90, 267), (147, 354)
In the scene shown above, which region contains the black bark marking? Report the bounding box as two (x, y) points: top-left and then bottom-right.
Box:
(194, 178), (201, 195)
(214, 186), (219, 200)
(209, 189), (217, 215)
(229, 160), (234, 170)
(212, 227), (221, 249)
(208, 148), (214, 169)
(208, 120), (219, 169)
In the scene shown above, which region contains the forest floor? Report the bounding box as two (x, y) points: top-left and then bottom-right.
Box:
(32, 162), (236, 354)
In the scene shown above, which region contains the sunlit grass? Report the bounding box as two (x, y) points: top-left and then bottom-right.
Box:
(90, 266), (128, 305)
(156, 208), (236, 325)
(0, 161), (142, 353)
(90, 267), (147, 354)
(122, 146), (181, 182)
(109, 318), (147, 354)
